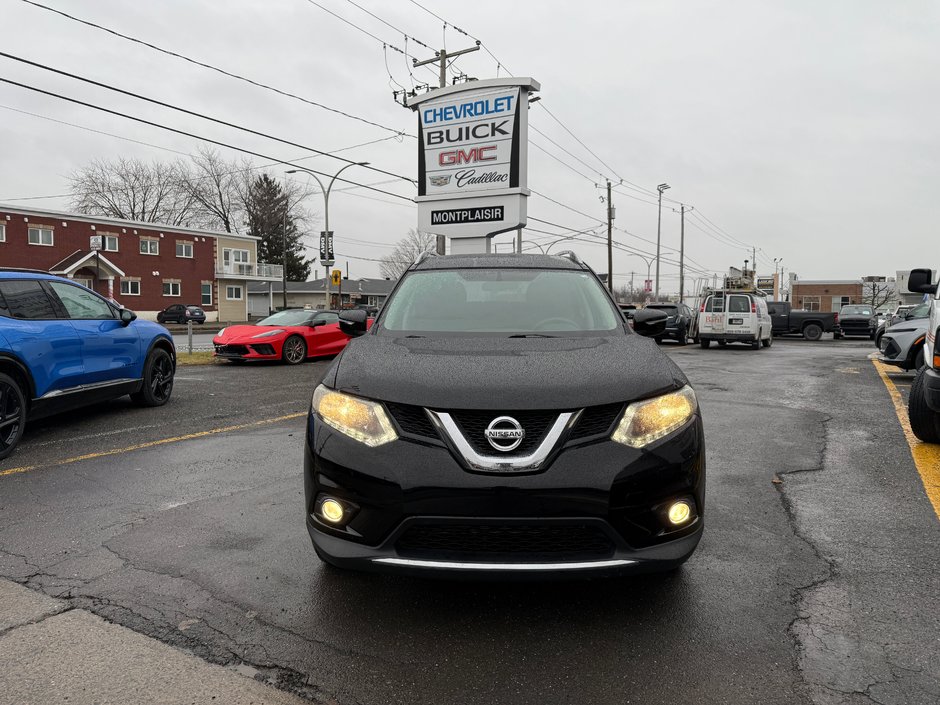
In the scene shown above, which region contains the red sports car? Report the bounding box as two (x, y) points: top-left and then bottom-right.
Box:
(213, 309), (356, 364)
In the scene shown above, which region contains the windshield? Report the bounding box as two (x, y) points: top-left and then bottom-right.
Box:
(841, 305), (873, 316)
(256, 310), (313, 326)
(378, 268), (621, 335)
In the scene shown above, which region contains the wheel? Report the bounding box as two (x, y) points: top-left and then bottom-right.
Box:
(677, 325), (688, 346)
(803, 323), (823, 341)
(908, 368), (940, 443)
(751, 332), (761, 350)
(718, 340), (728, 347)
(282, 335), (307, 365)
(0, 372), (27, 461)
(762, 331), (773, 348)
(914, 347), (925, 371)
(875, 332), (884, 349)
(700, 339), (710, 349)
(131, 348), (174, 407)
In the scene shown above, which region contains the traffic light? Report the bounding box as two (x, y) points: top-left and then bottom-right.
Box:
(331, 269), (342, 286)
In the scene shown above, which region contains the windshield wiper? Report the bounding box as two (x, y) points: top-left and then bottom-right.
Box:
(508, 333), (558, 338)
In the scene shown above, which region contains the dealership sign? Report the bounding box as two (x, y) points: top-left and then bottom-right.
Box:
(408, 77), (539, 245)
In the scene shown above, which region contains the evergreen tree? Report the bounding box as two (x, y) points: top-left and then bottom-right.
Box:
(246, 174), (311, 281)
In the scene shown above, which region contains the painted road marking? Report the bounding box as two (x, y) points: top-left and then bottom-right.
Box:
(872, 358), (940, 521)
(0, 412), (306, 478)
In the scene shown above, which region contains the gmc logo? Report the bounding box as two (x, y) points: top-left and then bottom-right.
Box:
(438, 146), (497, 166)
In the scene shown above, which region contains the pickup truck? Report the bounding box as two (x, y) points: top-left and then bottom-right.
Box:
(766, 301), (840, 341)
(907, 269), (940, 442)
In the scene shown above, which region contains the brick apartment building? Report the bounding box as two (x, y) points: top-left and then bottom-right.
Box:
(790, 280), (862, 312)
(0, 204), (281, 321)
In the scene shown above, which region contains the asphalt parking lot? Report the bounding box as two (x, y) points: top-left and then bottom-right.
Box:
(1, 338), (938, 704)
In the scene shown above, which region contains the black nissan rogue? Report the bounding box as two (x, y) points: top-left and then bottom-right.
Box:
(304, 252), (705, 577)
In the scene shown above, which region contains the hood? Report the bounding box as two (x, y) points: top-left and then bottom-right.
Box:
(886, 318), (929, 335)
(331, 334), (688, 410)
(215, 325), (285, 341)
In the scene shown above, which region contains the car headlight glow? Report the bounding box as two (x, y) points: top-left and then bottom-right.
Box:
(217, 327), (227, 337)
(611, 386), (697, 448)
(312, 385), (398, 447)
(252, 329), (285, 338)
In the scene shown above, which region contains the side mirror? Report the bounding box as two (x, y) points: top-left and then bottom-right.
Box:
(338, 309), (368, 337)
(310, 319), (327, 328)
(632, 308), (668, 338)
(908, 268), (937, 295)
(119, 309), (137, 326)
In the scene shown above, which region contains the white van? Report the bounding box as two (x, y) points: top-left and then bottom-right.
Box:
(698, 291), (773, 349)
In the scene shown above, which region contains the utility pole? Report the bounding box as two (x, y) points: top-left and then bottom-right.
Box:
(414, 42), (481, 89)
(282, 191), (288, 311)
(655, 183), (670, 299)
(678, 205), (692, 303)
(606, 180), (614, 293)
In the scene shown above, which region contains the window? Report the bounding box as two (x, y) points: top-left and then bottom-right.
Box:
(102, 234), (119, 252)
(315, 312), (339, 324)
(704, 295), (725, 313)
(140, 238), (159, 255)
(48, 282), (115, 320)
(163, 280), (181, 297)
(226, 285), (243, 300)
(201, 282), (212, 306)
(728, 296), (751, 313)
(802, 296), (820, 311)
(28, 227), (53, 246)
(176, 241), (193, 258)
(833, 296), (851, 310)
(223, 248), (251, 274)
(0, 224), (6, 242)
(0, 280), (57, 319)
(120, 279), (141, 296)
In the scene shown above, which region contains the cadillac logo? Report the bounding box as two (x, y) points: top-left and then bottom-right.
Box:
(484, 416), (525, 452)
(429, 175), (452, 187)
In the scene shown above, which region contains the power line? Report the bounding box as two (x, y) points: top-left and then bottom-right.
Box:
(0, 76), (416, 202)
(18, 0), (414, 139)
(343, 0), (434, 50)
(0, 50), (415, 186)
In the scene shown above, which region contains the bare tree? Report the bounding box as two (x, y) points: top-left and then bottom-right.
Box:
(180, 147), (254, 233)
(862, 279), (895, 309)
(379, 229), (436, 279)
(68, 157), (200, 226)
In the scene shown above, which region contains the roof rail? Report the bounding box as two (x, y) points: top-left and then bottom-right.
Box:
(0, 267), (50, 275)
(412, 250), (438, 268)
(555, 250), (583, 266)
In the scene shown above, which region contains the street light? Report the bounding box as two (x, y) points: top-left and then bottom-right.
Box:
(286, 162), (369, 309)
(774, 258), (783, 299)
(655, 183), (670, 300)
(634, 253), (655, 299)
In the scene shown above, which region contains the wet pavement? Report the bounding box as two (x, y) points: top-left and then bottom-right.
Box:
(0, 339), (937, 704)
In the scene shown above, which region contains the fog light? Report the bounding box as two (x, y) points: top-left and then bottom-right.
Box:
(320, 498), (345, 524)
(667, 500), (692, 526)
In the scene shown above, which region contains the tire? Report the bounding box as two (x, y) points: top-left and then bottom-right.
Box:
(718, 340), (728, 347)
(282, 335), (307, 365)
(914, 347), (925, 371)
(803, 323), (823, 341)
(700, 339), (710, 349)
(131, 348), (175, 407)
(875, 332), (884, 349)
(677, 325), (688, 346)
(908, 367), (940, 443)
(0, 372), (27, 461)
(833, 332), (843, 340)
(762, 331), (773, 348)
(751, 332), (761, 350)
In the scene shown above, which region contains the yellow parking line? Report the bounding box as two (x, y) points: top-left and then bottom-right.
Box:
(0, 412), (307, 478)
(872, 359), (940, 520)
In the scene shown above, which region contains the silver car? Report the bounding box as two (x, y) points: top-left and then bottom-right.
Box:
(879, 317), (929, 371)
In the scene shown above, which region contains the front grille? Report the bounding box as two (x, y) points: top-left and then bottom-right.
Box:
(386, 403), (439, 439)
(450, 410), (558, 456)
(396, 523), (615, 560)
(251, 344), (275, 356)
(570, 403), (623, 440)
(215, 344), (249, 355)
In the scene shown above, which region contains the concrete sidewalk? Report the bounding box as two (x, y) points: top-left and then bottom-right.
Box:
(0, 580), (305, 705)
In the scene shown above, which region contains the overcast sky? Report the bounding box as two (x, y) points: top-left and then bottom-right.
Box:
(1, 0), (937, 290)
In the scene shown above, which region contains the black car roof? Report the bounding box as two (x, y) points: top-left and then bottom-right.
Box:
(411, 253), (586, 271)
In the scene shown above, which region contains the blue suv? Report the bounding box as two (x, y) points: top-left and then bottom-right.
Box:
(0, 270), (176, 460)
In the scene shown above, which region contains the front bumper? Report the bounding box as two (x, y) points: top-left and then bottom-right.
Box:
(213, 342), (279, 360)
(923, 367), (940, 412)
(303, 412), (705, 577)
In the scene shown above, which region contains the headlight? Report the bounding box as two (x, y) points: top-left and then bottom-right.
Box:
(611, 386), (697, 448)
(252, 329), (285, 338)
(217, 327), (227, 337)
(311, 385), (398, 447)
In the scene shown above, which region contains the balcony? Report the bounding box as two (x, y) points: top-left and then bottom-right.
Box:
(216, 262), (283, 280)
